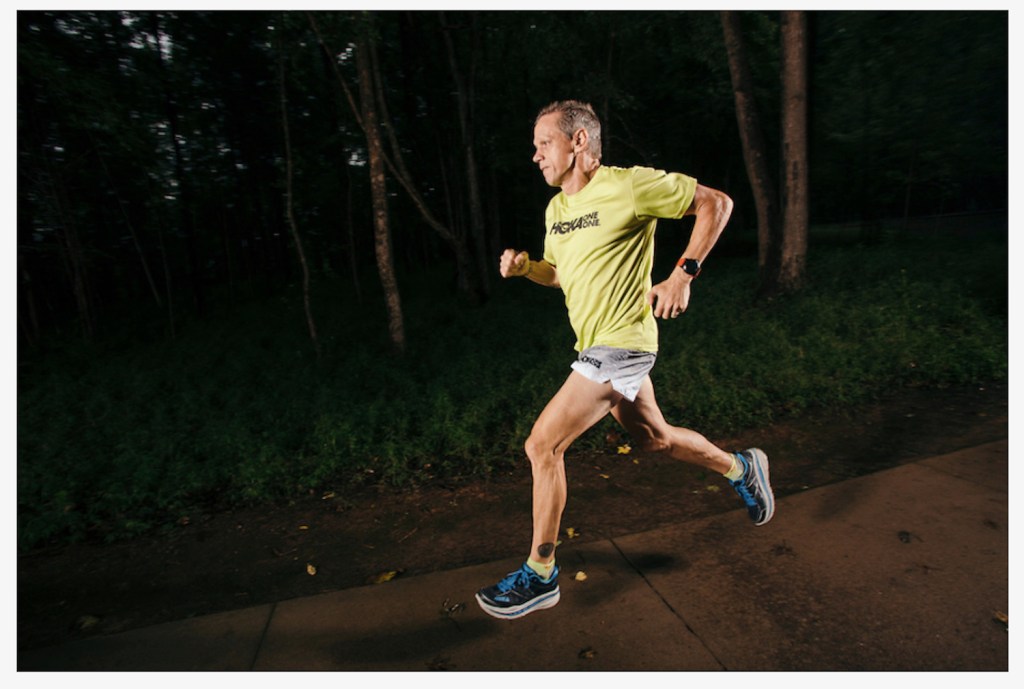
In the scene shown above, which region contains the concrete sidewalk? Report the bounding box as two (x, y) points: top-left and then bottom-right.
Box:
(18, 440), (1008, 672)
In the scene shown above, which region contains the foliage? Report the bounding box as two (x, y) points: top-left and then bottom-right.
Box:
(17, 226), (1007, 549)
(810, 11), (1008, 222)
(15, 8), (1010, 549)
(16, 10), (1008, 344)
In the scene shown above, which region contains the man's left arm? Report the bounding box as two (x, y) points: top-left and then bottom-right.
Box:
(646, 183), (734, 319)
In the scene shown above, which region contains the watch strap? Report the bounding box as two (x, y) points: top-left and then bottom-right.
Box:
(676, 257), (701, 278)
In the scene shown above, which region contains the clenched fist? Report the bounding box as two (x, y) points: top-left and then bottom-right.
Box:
(499, 249), (530, 278)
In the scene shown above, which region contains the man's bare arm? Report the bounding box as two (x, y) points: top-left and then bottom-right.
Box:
(647, 184), (733, 319)
(499, 249), (560, 288)
(678, 183), (734, 267)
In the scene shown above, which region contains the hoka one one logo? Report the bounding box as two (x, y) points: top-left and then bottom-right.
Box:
(549, 211), (600, 235)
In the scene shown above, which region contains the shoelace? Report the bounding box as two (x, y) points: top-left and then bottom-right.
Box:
(730, 478), (757, 507)
(729, 456), (757, 507)
(497, 565), (535, 592)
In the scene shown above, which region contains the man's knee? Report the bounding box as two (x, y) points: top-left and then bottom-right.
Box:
(525, 434), (560, 467)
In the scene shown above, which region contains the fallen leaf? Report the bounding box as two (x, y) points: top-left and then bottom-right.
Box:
(706, 484), (720, 493)
(441, 598), (466, 617)
(574, 571), (588, 581)
(632, 459), (639, 465)
(566, 527), (580, 539)
(599, 473), (610, 479)
(994, 610), (1008, 630)
(299, 524), (309, 530)
(427, 656), (452, 671)
(306, 563), (317, 576)
(74, 615), (101, 631)
(321, 491), (335, 500)
(578, 646), (596, 660)
(371, 569), (402, 584)
(617, 444), (631, 455)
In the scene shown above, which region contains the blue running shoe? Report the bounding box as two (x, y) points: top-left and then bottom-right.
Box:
(729, 448), (775, 526)
(476, 562), (560, 619)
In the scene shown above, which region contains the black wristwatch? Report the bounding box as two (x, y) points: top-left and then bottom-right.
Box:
(678, 258), (701, 278)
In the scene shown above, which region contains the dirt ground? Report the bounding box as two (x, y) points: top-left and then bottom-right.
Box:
(17, 380), (1008, 652)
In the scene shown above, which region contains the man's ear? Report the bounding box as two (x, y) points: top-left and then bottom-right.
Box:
(573, 127), (588, 150)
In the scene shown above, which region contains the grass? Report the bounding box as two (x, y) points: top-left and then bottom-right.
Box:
(16, 225), (1007, 550)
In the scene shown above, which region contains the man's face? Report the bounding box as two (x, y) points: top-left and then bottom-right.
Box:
(532, 113), (575, 187)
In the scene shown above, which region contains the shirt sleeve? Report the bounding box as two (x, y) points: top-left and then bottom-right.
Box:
(631, 167), (698, 220)
(542, 204), (557, 266)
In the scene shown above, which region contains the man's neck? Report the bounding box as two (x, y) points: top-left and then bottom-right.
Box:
(561, 161), (601, 196)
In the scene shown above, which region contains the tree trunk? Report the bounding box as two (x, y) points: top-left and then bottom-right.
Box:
(440, 11), (489, 301)
(151, 13), (205, 317)
(343, 160), (362, 301)
(43, 155), (95, 340)
(155, 219), (176, 339)
(720, 11), (781, 284)
(59, 210), (94, 341)
(19, 266), (41, 346)
(278, 41), (322, 359)
(355, 35), (405, 353)
(306, 12), (480, 302)
(91, 136), (163, 309)
(779, 10), (809, 293)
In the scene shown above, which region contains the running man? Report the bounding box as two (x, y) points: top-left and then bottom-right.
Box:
(475, 100), (774, 620)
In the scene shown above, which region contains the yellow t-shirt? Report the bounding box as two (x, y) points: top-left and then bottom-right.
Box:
(542, 165), (697, 352)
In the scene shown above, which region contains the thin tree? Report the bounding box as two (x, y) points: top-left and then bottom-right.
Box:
(307, 12), (483, 302)
(278, 36), (322, 359)
(306, 12), (405, 351)
(356, 33), (405, 352)
(778, 11), (809, 292)
(440, 10), (490, 299)
(721, 10), (809, 296)
(149, 13), (206, 316)
(721, 10), (780, 289)
(90, 136), (164, 309)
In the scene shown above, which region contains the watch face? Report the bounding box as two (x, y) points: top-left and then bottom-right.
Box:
(683, 259), (701, 276)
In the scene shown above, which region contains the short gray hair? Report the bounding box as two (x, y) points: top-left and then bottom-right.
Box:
(536, 100), (602, 161)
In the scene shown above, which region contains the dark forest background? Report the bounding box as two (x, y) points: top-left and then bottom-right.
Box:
(16, 10), (1008, 548)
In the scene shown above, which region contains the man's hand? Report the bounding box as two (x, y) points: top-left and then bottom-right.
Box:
(646, 270), (692, 319)
(499, 249), (530, 278)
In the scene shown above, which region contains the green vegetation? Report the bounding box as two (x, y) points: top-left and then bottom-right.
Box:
(17, 227), (1006, 550)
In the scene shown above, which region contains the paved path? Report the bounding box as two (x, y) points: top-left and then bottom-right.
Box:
(18, 440), (1008, 671)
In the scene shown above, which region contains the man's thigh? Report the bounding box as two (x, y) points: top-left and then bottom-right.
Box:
(610, 375), (668, 442)
(530, 371), (622, 456)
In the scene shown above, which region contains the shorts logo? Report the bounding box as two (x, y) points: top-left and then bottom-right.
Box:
(579, 354), (603, 369)
(549, 211), (600, 235)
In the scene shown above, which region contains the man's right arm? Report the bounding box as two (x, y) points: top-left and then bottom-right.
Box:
(499, 249), (560, 288)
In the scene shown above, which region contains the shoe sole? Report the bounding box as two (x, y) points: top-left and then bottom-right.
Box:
(475, 587), (561, 619)
(747, 447), (775, 526)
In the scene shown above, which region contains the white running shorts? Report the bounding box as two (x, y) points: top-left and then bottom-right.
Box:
(569, 345), (657, 402)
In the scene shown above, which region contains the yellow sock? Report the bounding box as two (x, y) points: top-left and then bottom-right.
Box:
(723, 453), (744, 481)
(527, 557), (555, 580)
